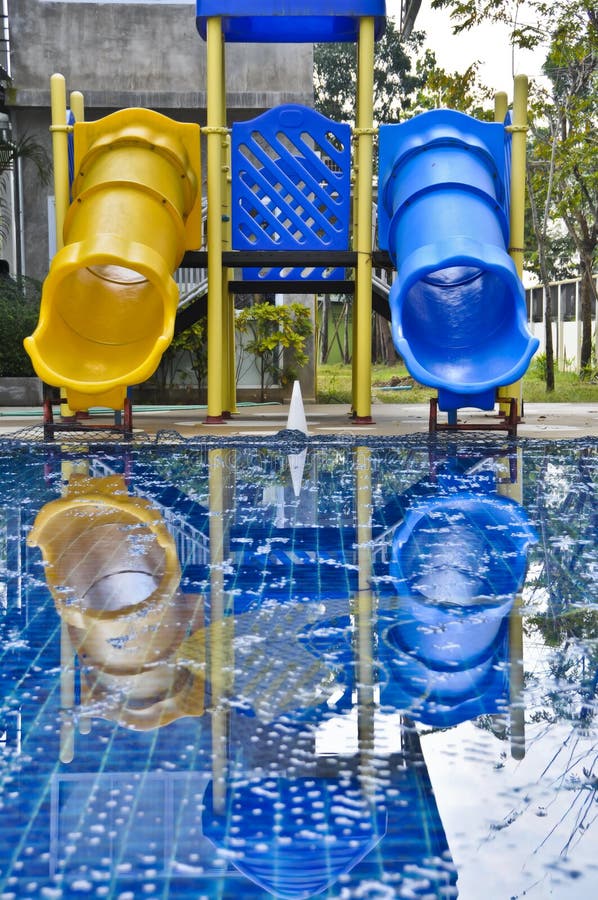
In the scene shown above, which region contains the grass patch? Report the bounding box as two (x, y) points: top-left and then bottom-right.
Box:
(521, 370), (598, 403)
(317, 363), (435, 404)
(317, 362), (598, 404)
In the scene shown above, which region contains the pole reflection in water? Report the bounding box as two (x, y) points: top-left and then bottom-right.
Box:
(497, 448), (526, 760)
(201, 445), (393, 898)
(1, 437), (589, 899)
(207, 447), (234, 816)
(355, 446), (376, 789)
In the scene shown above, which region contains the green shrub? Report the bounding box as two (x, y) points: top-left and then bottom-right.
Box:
(236, 302), (313, 401)
(170, 317), (208, 390)
(580, 343), (597, 383)
(0, 274), (41, 376)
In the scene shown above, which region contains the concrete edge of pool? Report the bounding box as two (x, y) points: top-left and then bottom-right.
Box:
(0, 401), (596, 440)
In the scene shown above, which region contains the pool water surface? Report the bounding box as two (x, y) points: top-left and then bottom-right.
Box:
(0, 434), (596, 899)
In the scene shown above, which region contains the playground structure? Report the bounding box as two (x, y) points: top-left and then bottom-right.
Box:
(25, 1), (538, 431)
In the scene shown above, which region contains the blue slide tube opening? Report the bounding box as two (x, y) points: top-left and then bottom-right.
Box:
(379, 111), (539, 411)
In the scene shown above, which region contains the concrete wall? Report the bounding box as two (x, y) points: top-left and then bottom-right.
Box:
(7, 0), (313, 277)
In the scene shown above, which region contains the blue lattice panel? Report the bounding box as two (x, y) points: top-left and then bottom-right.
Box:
(232, 105), (351, 281)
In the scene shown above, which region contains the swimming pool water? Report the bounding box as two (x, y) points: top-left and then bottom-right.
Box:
(0, 435), (596, 899)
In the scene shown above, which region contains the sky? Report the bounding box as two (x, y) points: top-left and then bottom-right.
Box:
(386, 0), (548, 92)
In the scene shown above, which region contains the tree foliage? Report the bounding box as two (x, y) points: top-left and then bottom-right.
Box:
(0, 132), (50, 184)
(412, 53), (495, 118)
(170, 317), (208, 391)
(236, 302), (313, 401)
(314, 18), (427, 124)
(314, 2), (597, 381)
(315, 14), (498, 124)
(0, 275), (41, 376)
(0, 132), (51, 242)
(313, 16), (500, 367)
(433, 0), (597, 376)
(430, 0), (550, 50)
(538, 3), (597, 373)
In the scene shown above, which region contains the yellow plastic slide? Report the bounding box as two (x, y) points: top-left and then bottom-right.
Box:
(25, 109), (201, 411)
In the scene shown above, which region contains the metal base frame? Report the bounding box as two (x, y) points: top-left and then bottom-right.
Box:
(428, 397), (519, 438)
(42, 393), (134, 441)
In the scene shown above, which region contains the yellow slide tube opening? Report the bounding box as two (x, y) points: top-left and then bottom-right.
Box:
(25, 108), (201, 411)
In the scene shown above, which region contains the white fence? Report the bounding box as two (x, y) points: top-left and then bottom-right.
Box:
(525, 277), (598, 371)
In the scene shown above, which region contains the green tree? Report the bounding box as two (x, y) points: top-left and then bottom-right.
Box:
(314, 18), (427, 367)
(430, 0), (549, 49)
(526, 102), (561, 391)
(412, 52), (494, 118)
(236, 302), (313, 402)
(0, 130), (51, 242)
(541, 6), (597, 374)
(433, 0), (598, 375)
(0, 274), (42, 376)
(314, 18), (427, 125)
(170, 317), (208, 392)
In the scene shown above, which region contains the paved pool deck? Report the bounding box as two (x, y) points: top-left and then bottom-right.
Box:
(0, 401), (597, 440)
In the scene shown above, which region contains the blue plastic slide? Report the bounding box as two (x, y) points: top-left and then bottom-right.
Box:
(378, 110), (539, 411)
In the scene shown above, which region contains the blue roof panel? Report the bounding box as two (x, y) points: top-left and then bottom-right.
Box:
(196, 1), (387, 42)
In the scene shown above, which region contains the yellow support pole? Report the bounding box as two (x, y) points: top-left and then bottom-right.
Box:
(497, 445), (526, 760)
(68, 90), (88, 421)
(351, 55), (360, 414)
(50, 74), (70, 252)
(508, 593), (526, 760)
(60, 623), (75, 763)
(205, 17), (225, 423)
(68, 88), (85, 443)
(507, 76), (528, 281)
(50, 74), (77, 419)
(498, 75), (528, 417)
(69, 89), (85, 125)
(220, 55), (237, 415)
(494, 91), (508, 125)
(58, 456), (89, 761)
(352, 17), (375, 423)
